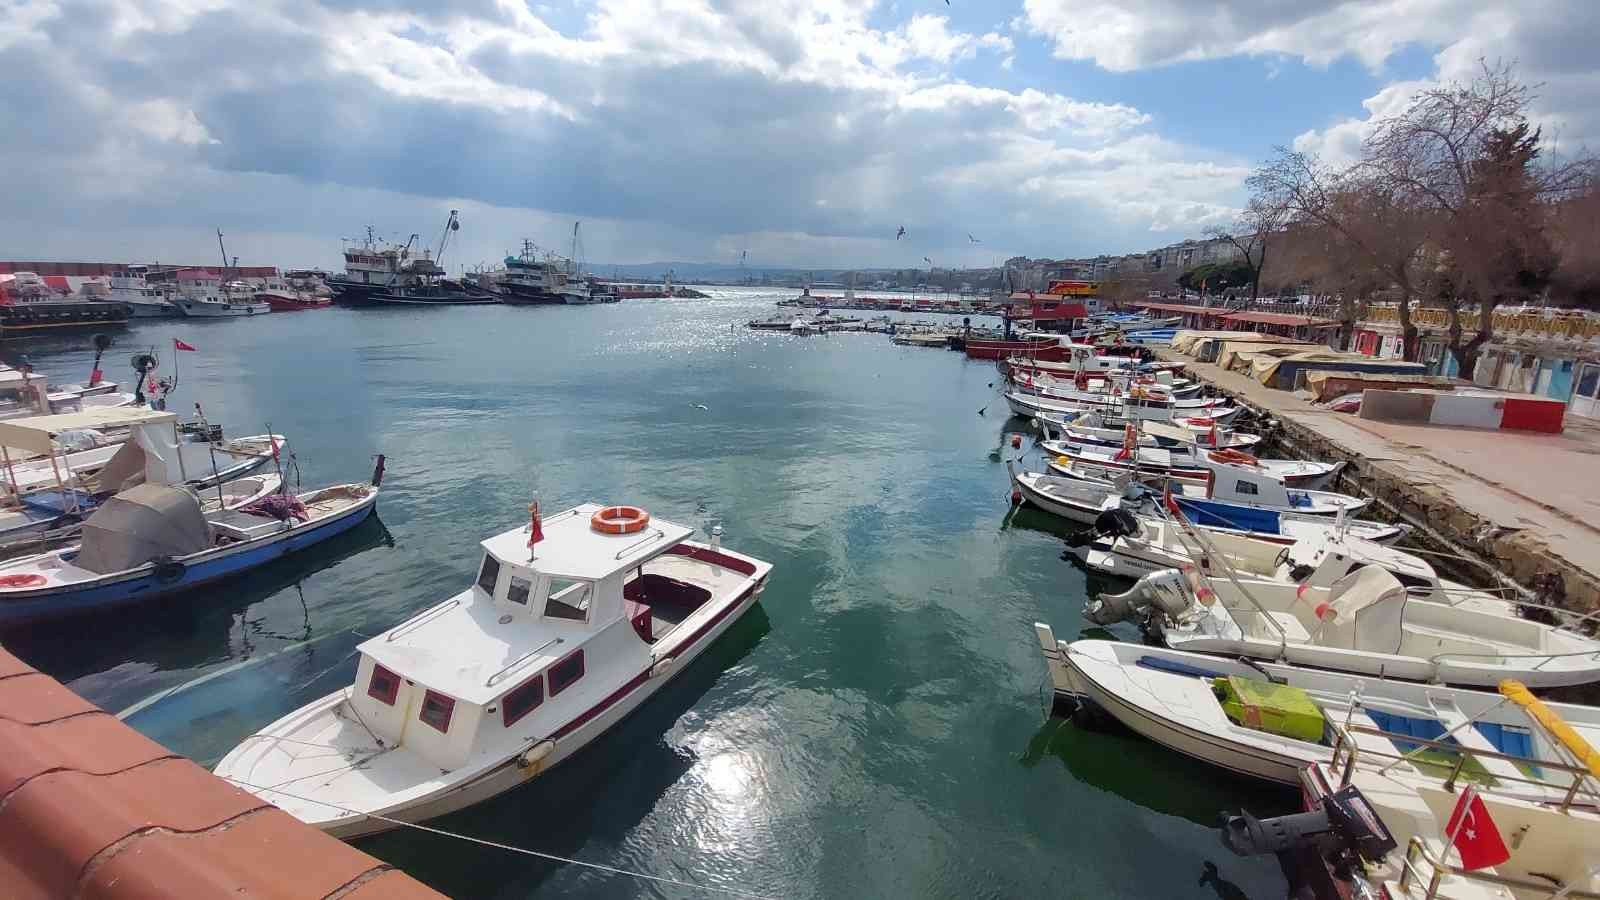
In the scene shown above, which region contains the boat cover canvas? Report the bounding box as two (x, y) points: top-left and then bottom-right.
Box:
(1317, 566), (1407, 654)
(76, 484), (211, 574)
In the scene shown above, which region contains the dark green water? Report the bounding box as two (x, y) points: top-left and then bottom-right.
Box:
(3, 291), (1294, 899)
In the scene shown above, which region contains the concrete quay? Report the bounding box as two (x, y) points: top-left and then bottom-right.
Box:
(1158, 348), (1600, 619)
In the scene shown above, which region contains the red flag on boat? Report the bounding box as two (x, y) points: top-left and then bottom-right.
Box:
(1444, 785), (1510, 871)
(527, 499), (544, 547)
(88, 369), (103, 387)
(268, 434), (281, 461)
(174, 338), (197, 351)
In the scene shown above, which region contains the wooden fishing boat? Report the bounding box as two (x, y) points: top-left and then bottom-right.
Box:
(0, 467), (381, 625)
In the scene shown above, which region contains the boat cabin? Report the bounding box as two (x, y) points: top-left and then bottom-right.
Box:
(344, 504), (744, 772)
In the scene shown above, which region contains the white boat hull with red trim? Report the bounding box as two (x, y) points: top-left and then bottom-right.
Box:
(214, 503), (773, 839)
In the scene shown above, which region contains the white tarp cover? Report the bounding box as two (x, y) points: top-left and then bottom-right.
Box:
(75, 483), (211, 574)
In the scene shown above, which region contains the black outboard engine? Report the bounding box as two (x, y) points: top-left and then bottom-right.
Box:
(1220, 784), (1396, 896)
(1063, 507), (1140, 549)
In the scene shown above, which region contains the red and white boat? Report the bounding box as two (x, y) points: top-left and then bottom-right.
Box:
(256, 272), (333, 310)
(215, 501), (772, 838)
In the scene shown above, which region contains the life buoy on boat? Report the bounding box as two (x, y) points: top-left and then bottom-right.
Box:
(0, 574), (47, 588)
(1208, 449), (1260, 467)
(591, 505), (651, 535)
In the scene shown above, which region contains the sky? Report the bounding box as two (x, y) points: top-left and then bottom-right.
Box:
(2, 0), (1596, 272)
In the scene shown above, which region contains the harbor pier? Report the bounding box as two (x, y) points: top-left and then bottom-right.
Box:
(1156, 347), (1600, 619)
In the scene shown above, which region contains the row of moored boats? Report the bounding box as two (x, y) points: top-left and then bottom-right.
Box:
(997, 335), (1600, 900)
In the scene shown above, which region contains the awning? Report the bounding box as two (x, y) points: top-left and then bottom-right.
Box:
(1220, 311), (1337, 327)
(0, 407), (177, 455)
(1136, 302), (1219, 316)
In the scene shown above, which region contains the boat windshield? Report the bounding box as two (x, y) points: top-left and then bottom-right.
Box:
(545, 578), (591, 622)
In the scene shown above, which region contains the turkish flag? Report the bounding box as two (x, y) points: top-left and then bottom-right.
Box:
(527, 500), (544, 547)
(1444, 786), (1510, 871)
(173, 338), (197, 351)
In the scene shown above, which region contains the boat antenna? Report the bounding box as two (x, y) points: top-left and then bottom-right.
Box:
(194, 403), (227, 510)
(216, 228), (229, 280)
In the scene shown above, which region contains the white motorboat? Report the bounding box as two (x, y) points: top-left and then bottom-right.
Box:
(1041, 438), (1346, 490)
(1035, 635), (1600, 791)
(1005, 389), (1243, 427)
(1036, 410), (1261, 451)
(1048, 448), (1366, 517)
(1083, 561), (1600, 688)
(1067, 508), (1463, 593)
(215, 502), (773, 838)
(1006, 460), (1142, 524)
(1290, 730), (1600, 900)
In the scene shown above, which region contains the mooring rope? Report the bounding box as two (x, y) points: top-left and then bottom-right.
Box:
(219, 777), (780, 899)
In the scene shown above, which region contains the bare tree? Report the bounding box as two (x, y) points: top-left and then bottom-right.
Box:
(1206, 196), (1288, 304)
(1549, 177), (1600, 306)
(1363, 60), (1592, 374)
(1251, 152), (1434, 359)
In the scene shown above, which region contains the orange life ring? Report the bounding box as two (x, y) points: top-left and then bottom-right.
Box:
(591, 506), (651, 535)
(0, 574), (47, 588)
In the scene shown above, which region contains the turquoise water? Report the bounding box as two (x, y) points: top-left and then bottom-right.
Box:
(3, 291), (1292, 899)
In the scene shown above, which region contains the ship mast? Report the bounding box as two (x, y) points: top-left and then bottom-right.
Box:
(434, 210), (460, 267)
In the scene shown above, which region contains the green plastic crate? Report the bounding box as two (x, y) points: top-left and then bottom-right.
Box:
(1213, 676), (1326, 743)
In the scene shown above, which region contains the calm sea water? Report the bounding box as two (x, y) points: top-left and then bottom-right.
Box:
(2, 290), (1293, 899)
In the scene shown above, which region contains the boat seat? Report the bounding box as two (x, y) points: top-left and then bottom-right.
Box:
(1248, 610), (1311, 644)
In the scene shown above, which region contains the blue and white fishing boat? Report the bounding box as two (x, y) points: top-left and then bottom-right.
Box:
(0, 460), (382, 626)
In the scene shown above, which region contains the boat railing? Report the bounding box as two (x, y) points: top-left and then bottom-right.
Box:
(485, 636), (565, 687)
(1423, 646), (1600, 682)
(385, 599), (462, 642)
(1328, 722), (1598, 815)
(1393, 834), (1600, 899)
(614, 528), (667, 560)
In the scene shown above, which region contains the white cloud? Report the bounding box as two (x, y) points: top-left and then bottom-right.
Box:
(1021, 0), (1463, 72)
(0, 0), (1258, 267)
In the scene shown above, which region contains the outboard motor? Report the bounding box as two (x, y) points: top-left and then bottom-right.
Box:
(1083, 567), (1193, 626)
(1063, 507), (1141, 549)
(1220, 784), (1396, 895)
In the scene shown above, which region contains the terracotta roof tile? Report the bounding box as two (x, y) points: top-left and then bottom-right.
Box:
(0, 758), (269, 897)
(0, 672), (99, 724)
(338, 868), (450, 899)
(0, 651), (445, 900)
(0, 714), (174, 799)
(0, 648), (35, 679)
(81, 807), (391, 899)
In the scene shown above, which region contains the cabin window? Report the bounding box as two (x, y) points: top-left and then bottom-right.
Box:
(419, 690), (456, 732)
(548, 649), (585, 697)
(476, 554), (501, 595)
(1235, 480), (1259, 496)
(544, 578), (591, 622)
(506, 575), (532, 606)
(367, 664), (400, 706)
(502, 675), (544, 726)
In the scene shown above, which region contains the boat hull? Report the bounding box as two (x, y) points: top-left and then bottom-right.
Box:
(1057, 640), (1303, 784)
(0, 490), (376, 625)
(177, 301), (270, 317)
(311, 571), (767, 839)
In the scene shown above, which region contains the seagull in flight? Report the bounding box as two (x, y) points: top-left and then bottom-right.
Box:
(896, 225), (906, 240)
(968, 233), (981, 243)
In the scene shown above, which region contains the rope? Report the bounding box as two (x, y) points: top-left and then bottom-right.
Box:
(219, 777), (780, 899)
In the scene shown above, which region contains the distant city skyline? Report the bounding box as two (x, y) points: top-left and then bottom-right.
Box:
(4, 1), (1596, 270)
